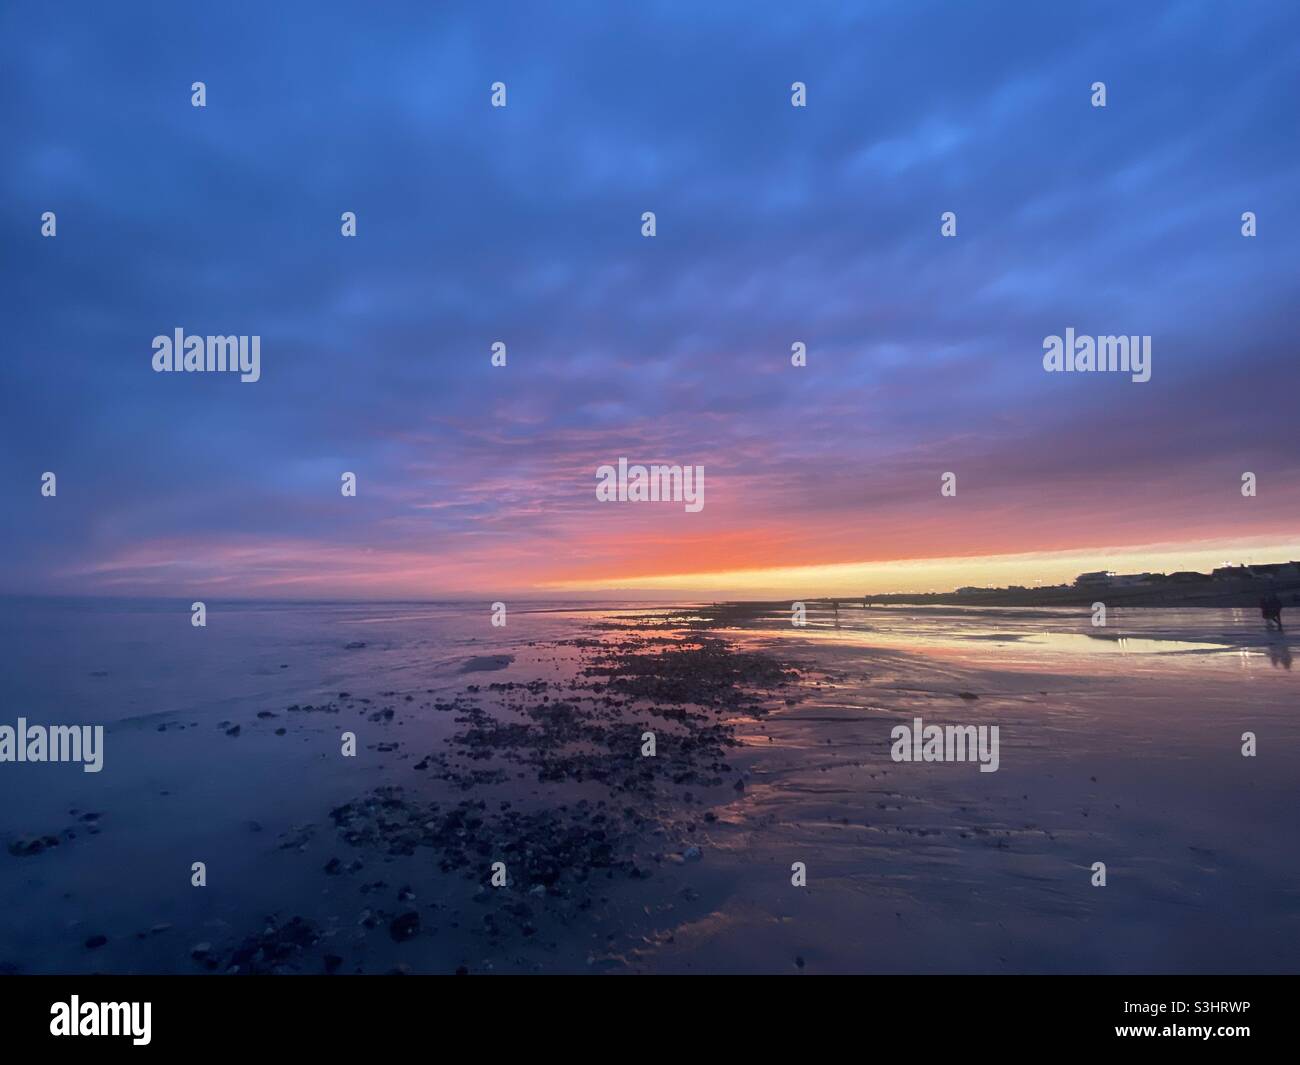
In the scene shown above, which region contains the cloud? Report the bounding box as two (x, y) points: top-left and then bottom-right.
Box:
(2, 0), (1298, 596)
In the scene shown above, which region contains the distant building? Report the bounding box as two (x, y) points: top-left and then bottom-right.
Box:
(1247, 562), (1300, 580)
(1213, 565), (1253, 581)
(1074, 571), (1116, 587)
(1166, 570), (1212, 583)
(1111, 572), (1155, 587)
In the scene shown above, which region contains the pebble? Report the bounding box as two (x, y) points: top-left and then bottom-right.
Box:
(390, 912), (421, 942)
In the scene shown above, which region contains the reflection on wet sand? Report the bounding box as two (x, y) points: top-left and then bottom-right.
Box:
(1, 600), (1296, 974)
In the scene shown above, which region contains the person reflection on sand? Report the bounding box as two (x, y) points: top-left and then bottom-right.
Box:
(1266, 639), (1292, 670)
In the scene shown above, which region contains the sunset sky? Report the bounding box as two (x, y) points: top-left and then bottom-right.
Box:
(3, 1), (1299, 600)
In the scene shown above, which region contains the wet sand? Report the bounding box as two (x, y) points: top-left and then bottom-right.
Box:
(1, 600), (1297, 974)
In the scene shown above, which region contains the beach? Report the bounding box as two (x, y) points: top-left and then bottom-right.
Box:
(1, 597), (1297, 974)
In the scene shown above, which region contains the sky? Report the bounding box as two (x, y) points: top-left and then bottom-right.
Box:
(2, 1), (1299, 600)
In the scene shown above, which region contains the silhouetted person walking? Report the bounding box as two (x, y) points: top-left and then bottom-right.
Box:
(1267, 592), (1284, 631)
(1261, 593), (1284, 631)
